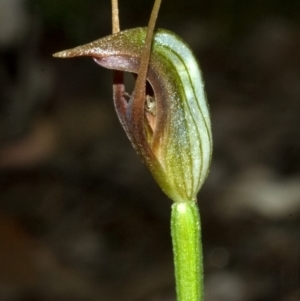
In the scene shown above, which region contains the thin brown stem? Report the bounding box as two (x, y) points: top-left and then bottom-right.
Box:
(111, 0), (120, 33)
(133, 0), (162, 100)
(111, 0), (126, 129)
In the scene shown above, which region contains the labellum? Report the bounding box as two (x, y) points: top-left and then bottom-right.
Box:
(53, 28), (212, 203)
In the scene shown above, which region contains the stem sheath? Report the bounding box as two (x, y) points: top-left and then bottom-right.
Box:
(171, 202), (203, 301)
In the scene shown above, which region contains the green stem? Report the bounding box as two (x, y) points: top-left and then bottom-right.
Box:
(171, 202), (203, 301)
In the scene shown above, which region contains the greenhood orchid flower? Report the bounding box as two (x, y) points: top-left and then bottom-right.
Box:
(54, 28), (212, 203)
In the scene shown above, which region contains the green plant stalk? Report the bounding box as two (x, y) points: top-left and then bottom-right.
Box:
(171, 202), (203, 301)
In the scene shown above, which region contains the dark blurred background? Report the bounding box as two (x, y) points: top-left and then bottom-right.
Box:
(0, 0), (299, 300)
